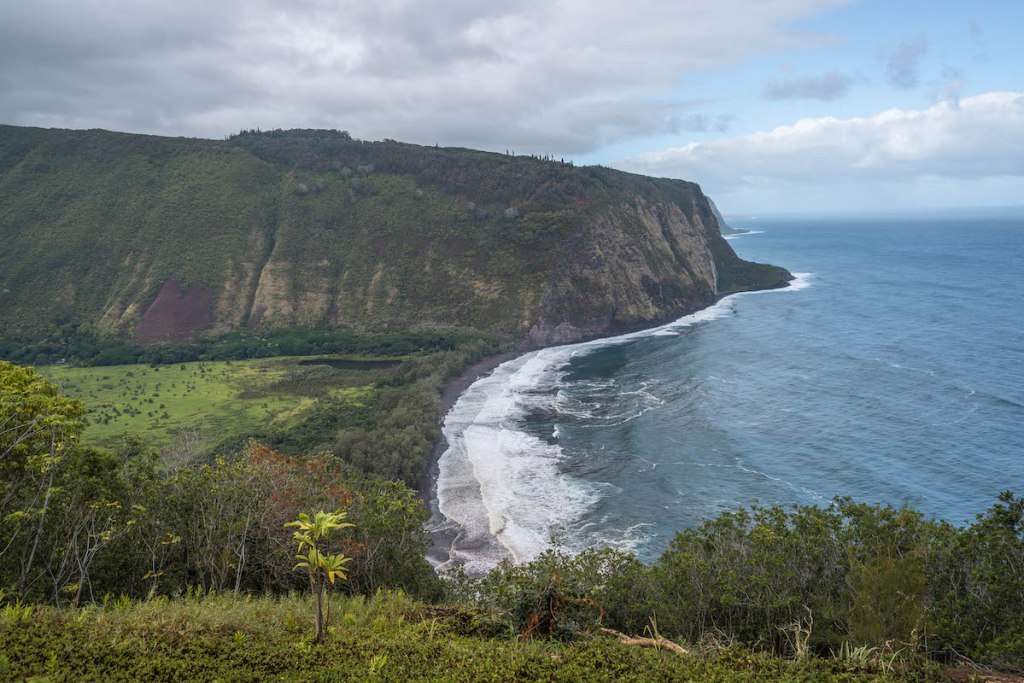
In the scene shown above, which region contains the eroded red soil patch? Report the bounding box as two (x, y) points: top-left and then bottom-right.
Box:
(133, 279), (212, 344)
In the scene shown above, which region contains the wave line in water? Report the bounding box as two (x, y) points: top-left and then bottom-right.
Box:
(433, 276), (814, 573)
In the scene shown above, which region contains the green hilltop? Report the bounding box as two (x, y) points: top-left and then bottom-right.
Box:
(0, 125), (789, 349)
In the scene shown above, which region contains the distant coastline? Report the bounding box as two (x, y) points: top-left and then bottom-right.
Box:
(707, 197), (750, 236)
(720, 226), (751, 236)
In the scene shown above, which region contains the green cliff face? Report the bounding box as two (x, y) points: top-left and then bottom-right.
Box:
(0, 126), (790, 348)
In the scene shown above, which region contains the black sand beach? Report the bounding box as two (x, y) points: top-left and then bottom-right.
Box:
(421, 350), (520, 568)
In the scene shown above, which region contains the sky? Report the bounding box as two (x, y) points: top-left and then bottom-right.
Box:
(1, 0), (1022, 214)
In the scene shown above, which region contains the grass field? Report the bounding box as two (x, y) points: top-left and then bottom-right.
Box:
(0, 592), (936, 682)
(39, 355), (391, 448)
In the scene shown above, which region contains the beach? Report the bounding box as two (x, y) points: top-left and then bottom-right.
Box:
(421, 350), (520, 567)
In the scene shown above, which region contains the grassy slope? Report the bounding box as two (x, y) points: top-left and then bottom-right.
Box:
(39, 356), (383, 448)
(0, 593), (930, 682)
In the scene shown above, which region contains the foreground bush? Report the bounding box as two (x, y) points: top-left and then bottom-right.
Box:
(452, 495), (1024, 673)
(0, 592), (938, 682)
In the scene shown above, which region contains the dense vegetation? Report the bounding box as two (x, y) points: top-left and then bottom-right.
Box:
(2, 361), (1022, 680)
(0, 592), (941, 682)
(455, 495), (1024, 673)
(0, 125), (789, 354)
(0, 362), (436, 603)
(0, 324), (503, 368)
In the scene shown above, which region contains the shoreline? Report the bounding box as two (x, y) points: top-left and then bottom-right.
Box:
(421, 276), (796, 569)
(421, 350), (521, 568)
(419, 309), (732, 569)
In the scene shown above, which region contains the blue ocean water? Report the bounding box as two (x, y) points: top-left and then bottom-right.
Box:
(433, 210), (1024, 572)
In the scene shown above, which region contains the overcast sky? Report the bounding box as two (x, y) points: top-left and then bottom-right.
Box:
(1, 0), (1021, 213)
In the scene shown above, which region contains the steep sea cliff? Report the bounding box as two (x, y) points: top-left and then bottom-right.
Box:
(0, 126), (787, 348)
(429, 210), (1024, 573)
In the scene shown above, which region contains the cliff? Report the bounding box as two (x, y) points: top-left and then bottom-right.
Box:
(707, 197), (749, 236)
(0, 126), (790, 348)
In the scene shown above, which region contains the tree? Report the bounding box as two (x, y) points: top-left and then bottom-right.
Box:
(286, 510), (353, 643)
(929, 491), (1024, 669)
(0, 362), (84, 597)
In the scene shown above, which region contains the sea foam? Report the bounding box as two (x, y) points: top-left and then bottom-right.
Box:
(433, 272), (814, 573)
(435, 348), (602, 572)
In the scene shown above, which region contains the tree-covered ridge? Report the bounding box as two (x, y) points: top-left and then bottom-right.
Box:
(0, 324), (504, 368)
(0, 125), (789, 351)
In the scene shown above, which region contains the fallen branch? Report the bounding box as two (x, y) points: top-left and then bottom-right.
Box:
(599, 627), (689, 655)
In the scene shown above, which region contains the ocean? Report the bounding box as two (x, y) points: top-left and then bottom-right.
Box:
(431, 209), (1024, 574)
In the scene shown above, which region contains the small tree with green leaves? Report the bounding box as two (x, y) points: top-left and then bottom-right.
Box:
(285, 510), (354, 643)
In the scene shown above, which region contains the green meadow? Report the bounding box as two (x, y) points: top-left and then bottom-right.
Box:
(39, 356), (383, 448)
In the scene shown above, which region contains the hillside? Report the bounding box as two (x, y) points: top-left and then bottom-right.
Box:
(0, 126), (790, 349)
(708, 196), (750, 235)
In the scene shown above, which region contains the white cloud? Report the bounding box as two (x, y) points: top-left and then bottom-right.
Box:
(0, 0), (847, 153)
(625, 92), (1024, 211)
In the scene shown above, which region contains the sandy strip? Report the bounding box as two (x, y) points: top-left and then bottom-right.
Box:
(420, 350), (521, 567)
